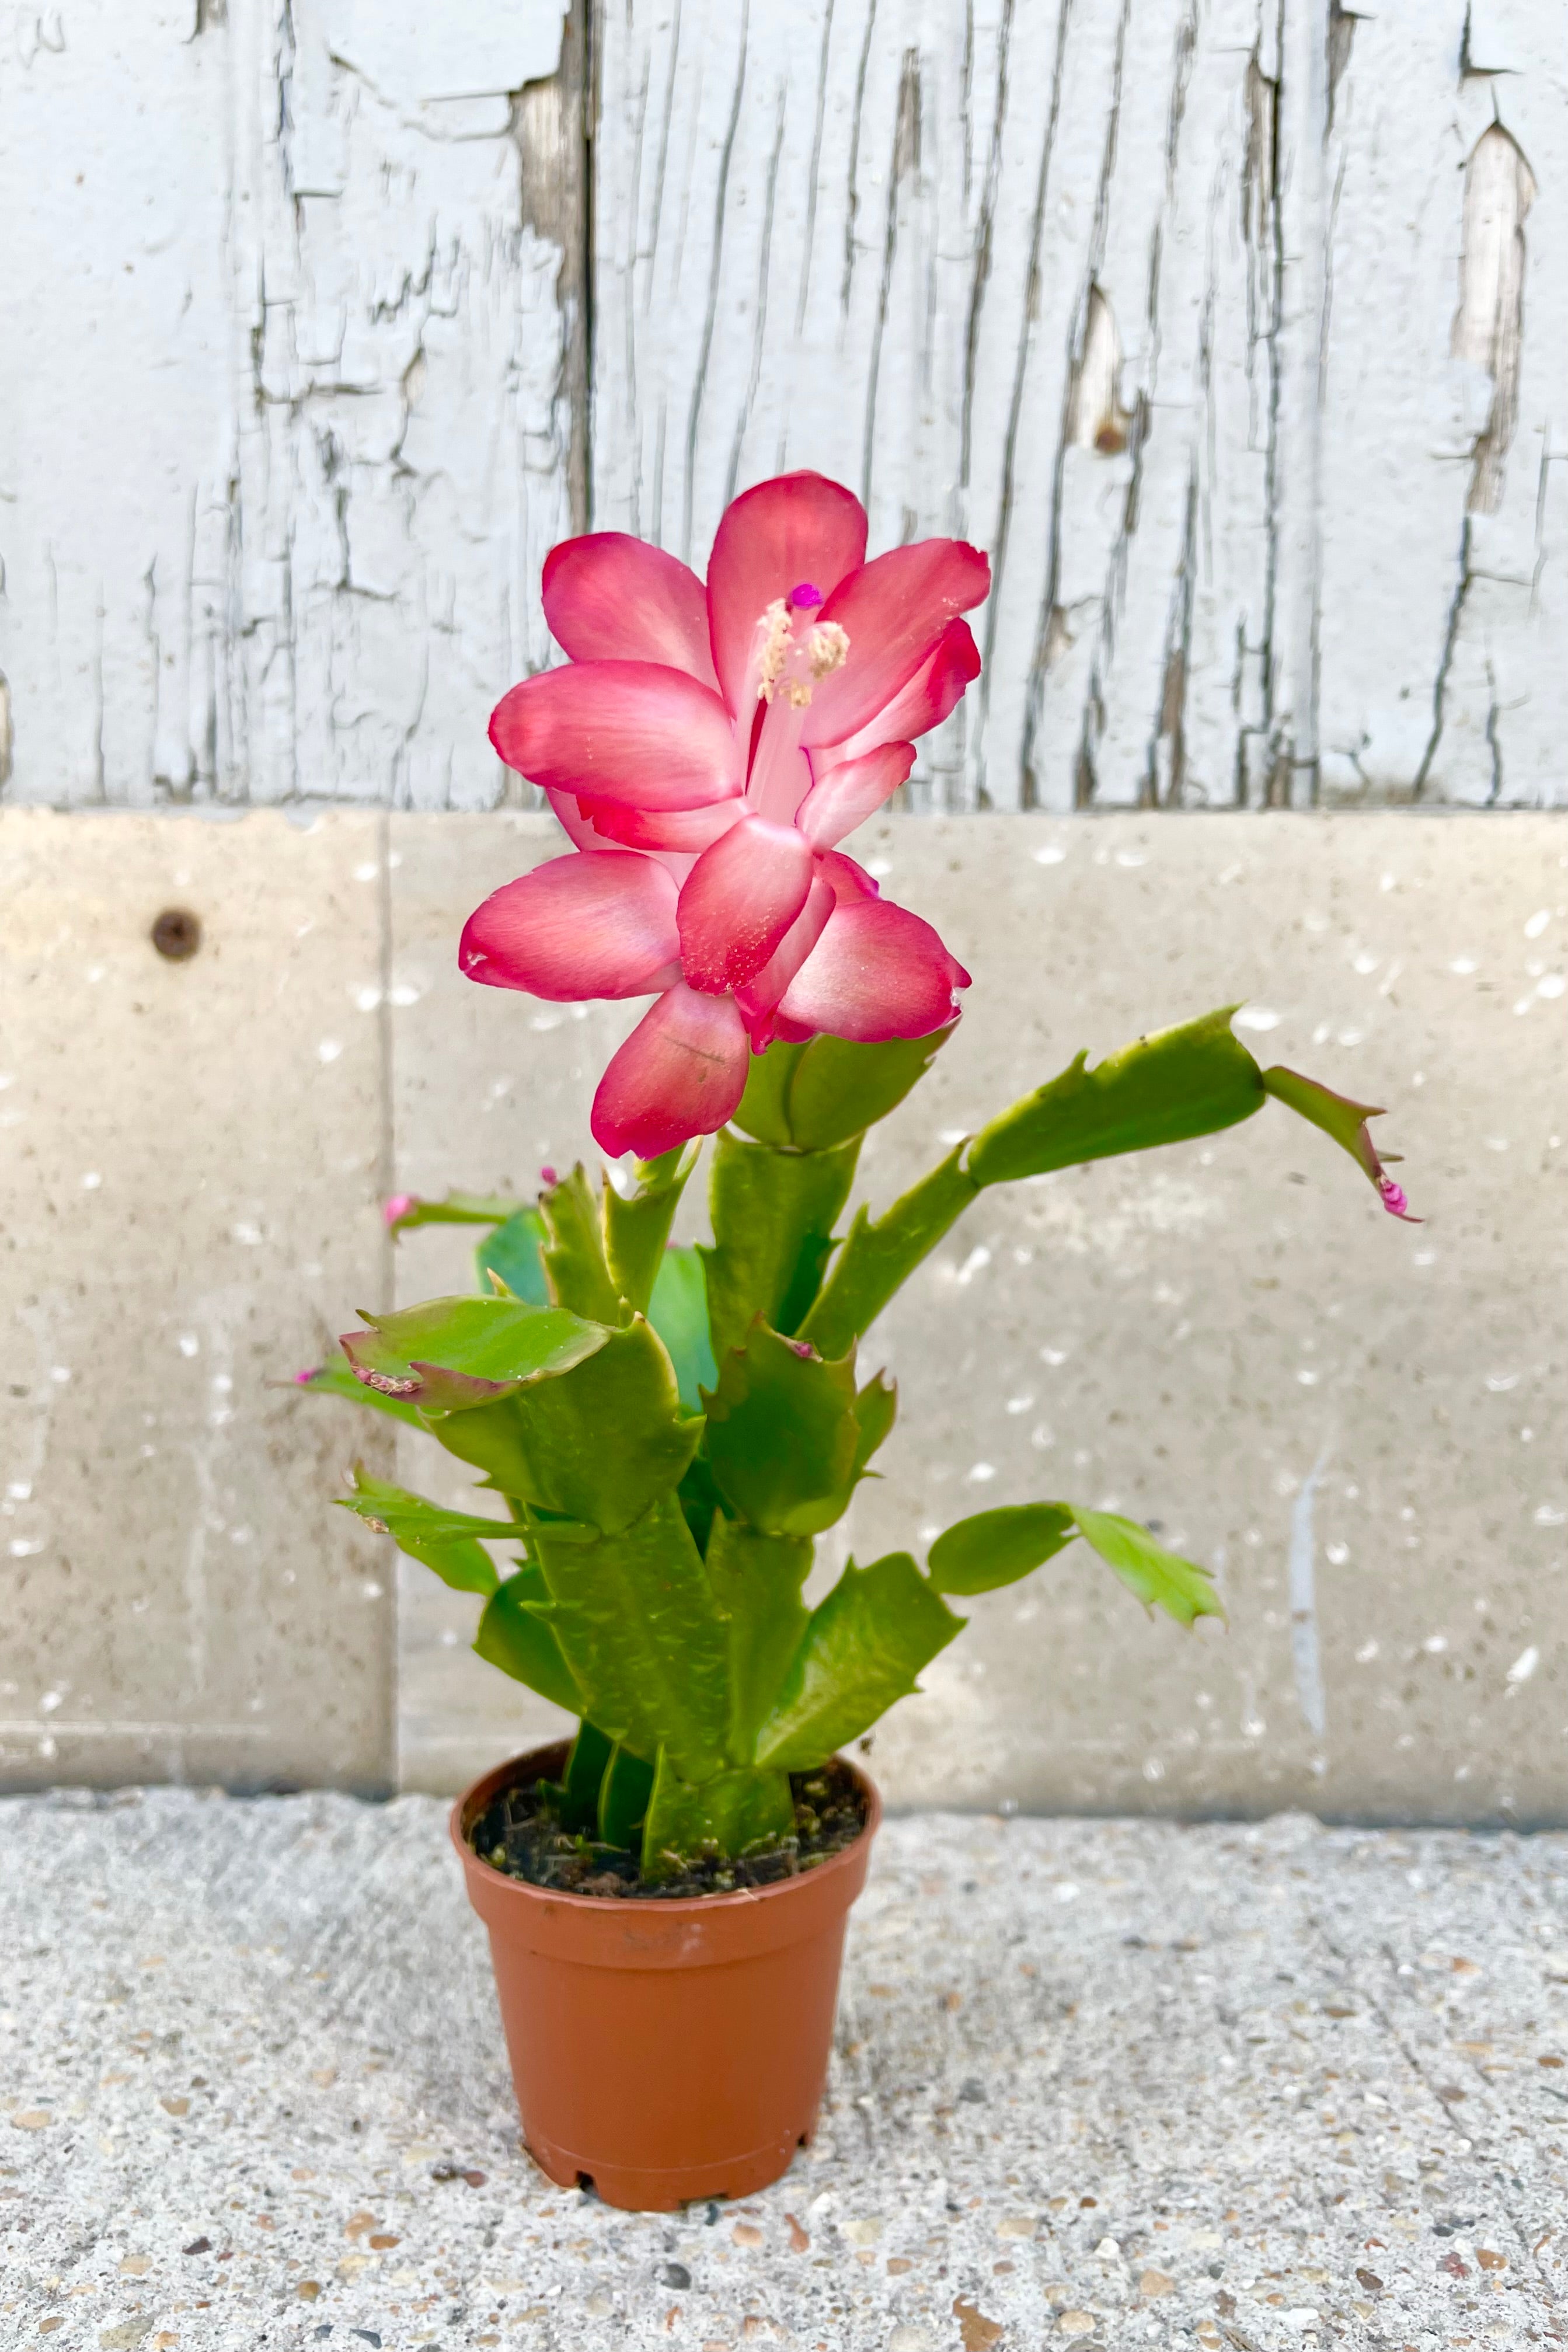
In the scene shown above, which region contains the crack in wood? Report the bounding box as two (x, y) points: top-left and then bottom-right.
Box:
(5, 0), (1564, 811)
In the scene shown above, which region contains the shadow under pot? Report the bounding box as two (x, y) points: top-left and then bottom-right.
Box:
(451, 1741), (881, 2212)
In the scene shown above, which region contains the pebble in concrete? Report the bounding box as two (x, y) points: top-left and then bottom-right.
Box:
(2, 1792), (1566, 2350)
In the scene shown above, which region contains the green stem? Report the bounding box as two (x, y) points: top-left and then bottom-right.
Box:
(797, 1144), (978, 1357)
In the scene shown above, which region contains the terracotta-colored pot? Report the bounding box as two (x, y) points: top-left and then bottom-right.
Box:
(451, 1741), (880, 2211)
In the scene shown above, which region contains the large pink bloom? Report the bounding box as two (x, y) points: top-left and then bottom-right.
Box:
(460, 474), (987, 1160)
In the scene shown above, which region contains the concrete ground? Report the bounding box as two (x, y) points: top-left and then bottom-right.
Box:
(2, 1793), (1565, 2352)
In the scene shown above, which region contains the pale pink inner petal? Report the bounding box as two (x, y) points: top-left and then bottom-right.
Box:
(576, 797), (745, 855)
(776, 897), (971, 1041)
(706, 473), (868, 716)
(489, 660), (743, 809)
(591, 984), (752, 1159)
(820, 618), (982, 768)
(745, 732), (813, 826)
(543, 786), (605, 851)
(804, 541), (991, 747)
(542, 535), (720, 689)
(733, 871), (837, 1043)
(796, 741), (915, 849)
(676, 816), (816, 995)
(458, 851), (681, 1002)
(814, 849), (882, 902)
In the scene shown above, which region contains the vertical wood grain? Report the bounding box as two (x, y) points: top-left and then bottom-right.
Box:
(0, 0), (584, 808)
(1317, 0), (1568, 807)
(593, 0), (1292, 811)
(4, 1), (1566, 810)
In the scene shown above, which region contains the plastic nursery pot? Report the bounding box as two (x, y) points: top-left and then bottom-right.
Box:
(451, 1741), (881, 2212)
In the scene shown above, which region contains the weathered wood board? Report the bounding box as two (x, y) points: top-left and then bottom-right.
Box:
(2, 0), (1564, 809)
(0, 0), (582, 809)
(1318, 0), (1568, 806)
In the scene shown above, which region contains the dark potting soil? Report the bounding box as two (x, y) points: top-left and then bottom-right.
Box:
(469, 1758), (868, 1900)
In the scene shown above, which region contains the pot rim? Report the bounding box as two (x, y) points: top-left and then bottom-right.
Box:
(450, 1738), (882, 1919)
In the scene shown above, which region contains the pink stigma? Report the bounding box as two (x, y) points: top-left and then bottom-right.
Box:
(787, 581), (824, 609)
(539, 1164), (559, 1187)
(383, 1193), (417, 1228)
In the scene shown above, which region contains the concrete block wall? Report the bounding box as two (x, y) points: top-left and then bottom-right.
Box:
(4, 807), (1563, 1819)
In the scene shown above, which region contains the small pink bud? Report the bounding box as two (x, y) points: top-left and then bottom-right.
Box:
(292, 1367), (319, 1386)
(539, 1164), (559, 1188)
(1379, 1174), (1417, 1221)
(382, 1193), (417, 1228)
(790, 1339), (816, 1359)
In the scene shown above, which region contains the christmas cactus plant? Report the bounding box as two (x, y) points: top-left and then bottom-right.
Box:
(302, 473), (1414, 1883)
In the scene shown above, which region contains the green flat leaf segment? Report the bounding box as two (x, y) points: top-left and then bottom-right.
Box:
(1261, 1065), (1389, 1190)
(473, 1563), (586, 1714)
(642, 1754), (795, 1877)
(802, 1008), (1274, 1353)
(926, 1499), (1221, 1627)
(733, 1025), (959, 1151)
(538, 1164), (625, 1323)
(337, 1466), (514, 1597)
(1069, 1507), (1224, 1628)
(646, 1245), (717, 1413)
(560, 1720), (615, 1834)
(703, 1323), (861, 1537)
(701, 1127), (861, 1359)
(599, 1743), (657, 1845)
(603, 1143), (701, 1315)
(785, 1025), (959, 1150)
(388, 1191), (527, 1235)
(342, 1294), (608, 1410)
(419, 1393), (538, 1497)
(798, 1144), (977, 1358)
(527, 1494), (731, 1782)
(476, 1209), (550, 1305)
(703, 1515), (813, 1765)
(754, 1552), (964, 1772)
(485, 1316), (701, 1532)
(851, 1370), (898, 1477)
(926, 1503), (1075, 1594)
(965, 1006), (1266, 1189)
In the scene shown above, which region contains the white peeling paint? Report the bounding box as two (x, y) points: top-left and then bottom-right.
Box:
(0, 0), (582, 809)
(5, 1), (1565, 813)
(316, 0), (568, 106)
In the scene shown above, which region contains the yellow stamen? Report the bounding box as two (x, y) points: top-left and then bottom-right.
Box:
(755, 599), (792, 704)
(808, 621), (851, 680)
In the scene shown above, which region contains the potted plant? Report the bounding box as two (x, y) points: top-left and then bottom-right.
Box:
(299, 473), (1414, 2212)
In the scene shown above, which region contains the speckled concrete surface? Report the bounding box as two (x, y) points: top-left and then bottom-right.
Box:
(2, 1793), (1565, 2352)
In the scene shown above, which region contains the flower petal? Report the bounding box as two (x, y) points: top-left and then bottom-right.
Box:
(677, 816), (816, 994)
(734, 871), (837, 1043)
(706, 473), (867, 715)
(796, 741), (915, 849)
(490, 661), (743, 809)
(542, 534), (720, 689)
(804, 541), (991, 746)
(459, 852), (681, 1001)
(816, 849), (881, 902)
(577, 796), (745, 854)
(823, 618), (982, 765)
(591, 984), (752, 1158)
(543, 786), (603, 851)
(776, 897), (971, 1041)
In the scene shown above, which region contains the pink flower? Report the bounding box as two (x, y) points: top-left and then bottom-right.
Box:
(459, 473), (987, 1159)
